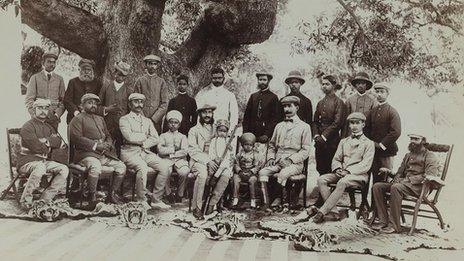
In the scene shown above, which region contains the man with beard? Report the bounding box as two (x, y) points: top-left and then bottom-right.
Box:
(25, 52), (66, 130)
(342, 72), (377, 137)
(134, 54), (168, 133)
(69, 93), (126, 209)
(242, 72), (280, 143)
(195, 67), (239, 131)
(187, 104), (221, 220)
(258, 96), (311, 210)
(282, 70), (313, 125)
(371, 133), (439, 233)
(365, 83), (401, 184)
(17, 99), (69, 209)
(64, 58), (101, 124)
(162, 75), (197, 135)
(119, 93), (171, 209)
(312, 75), (345, 175)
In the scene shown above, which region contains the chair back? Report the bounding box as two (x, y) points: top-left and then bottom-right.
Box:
(424, 143), (454, 204)
(6, 128), (22, 175)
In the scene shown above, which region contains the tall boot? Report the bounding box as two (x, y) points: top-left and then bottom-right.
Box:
(86, 176), (99, 211)
(259, 182), (270, 211)
(108, 175), (124, 205)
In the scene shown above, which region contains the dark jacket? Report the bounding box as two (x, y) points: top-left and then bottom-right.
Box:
(396, 147), (439, 185)
(342, 92), (377, 137)
(282, 91), (313, 125)
(18, 118), (61, 168)
(63, 77), (101, 124)
(312, 93), (345, 146)
(162, 93), (198, 135)
(68, 112), (115, 162)
(365, 102), (401, 157)
(243, 88), (280, 139)
(98, 81), (133, 135)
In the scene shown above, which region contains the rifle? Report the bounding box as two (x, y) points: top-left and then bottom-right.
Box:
(203, 120), (242, 215)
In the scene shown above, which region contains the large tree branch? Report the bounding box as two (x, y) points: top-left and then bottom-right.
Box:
(174, 0), (278, 67)
(21, 0), (106, 61)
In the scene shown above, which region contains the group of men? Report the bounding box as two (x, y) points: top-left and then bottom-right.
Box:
(17, 51), (440, 234)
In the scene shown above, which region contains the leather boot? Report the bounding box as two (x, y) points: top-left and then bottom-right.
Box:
(259, 182), (270, 211)
(107, 174), (124, 204)
(86, 176), (99, 210)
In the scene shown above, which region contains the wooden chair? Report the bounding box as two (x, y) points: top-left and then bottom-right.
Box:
(400, 143), (453, 235)
(285, 158), (309, 209)
(1, 128), (29, 202)
(328, 173), (371, 219)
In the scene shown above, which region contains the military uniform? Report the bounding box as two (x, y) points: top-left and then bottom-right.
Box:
(25, 71), (66, 129)
(242, 88), (280, 140)
(312, 93), (345, 174)
(372, 146), (439, 231)
(18, 115), (69, 207)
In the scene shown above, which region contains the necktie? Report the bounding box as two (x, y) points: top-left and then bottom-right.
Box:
(351, 134), (361, 139)
(47, 73), (51, 81)
(284, 119), (293, 122)
(257, 99), (262, 119)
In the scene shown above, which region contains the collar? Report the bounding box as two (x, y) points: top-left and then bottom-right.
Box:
(43, 70), (53, 75)
(357, 91), (366, 96)
(178, 91), (187, 95)
(114, 80), (124, 88)
(284, 115), (299, 123)
(378, 101), (388, 106)
(351, 132), (364, 139)
(128, 111), (143, 118)
(259, 87), (270, 93)
(145, 70), (157, 77)
(289, 90), (301, 96)
(325, 92), (336, 99)
(210, 84), (224, 90)
(168, 130), (179, 134)
(33, 117), (47, 124)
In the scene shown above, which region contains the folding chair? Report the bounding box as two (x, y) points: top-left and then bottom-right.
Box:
(1, 128), (28, 202)
(400, 143), (453, 235)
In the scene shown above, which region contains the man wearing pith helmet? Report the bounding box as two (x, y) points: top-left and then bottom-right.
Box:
(242, 71), (280, 143)
(282, 70), (313, 125)
(295, 112), (374, 224)
(119, 92), (172, 209)
(134, 54), (168, 133)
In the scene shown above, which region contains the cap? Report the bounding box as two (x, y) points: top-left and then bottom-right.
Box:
(143, 54), (161, 62)
(114, 61), (132, 76)
(128, 93), (146, 101)
(42, 52), (58, 60)
(373, 82), (390, 92)
(347, 112), (366, 122)
(33, 98), (51, 108)
(78, 58), (96, 69)
(81, 93), (101, 104)
(280, 95), (300, 105)
(197, 103), (217, 112)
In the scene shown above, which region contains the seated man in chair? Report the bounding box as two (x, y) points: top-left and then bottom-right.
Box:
(294, 112), (374, 223)
(371, 132), (439, 233)
(18, 98), (69, 209)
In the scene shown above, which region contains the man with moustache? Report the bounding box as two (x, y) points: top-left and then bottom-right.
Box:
(17, 99), (69, 209)
(365, 83), (401, 184)
(258, 96), (311, 210)
(188, 104), (223, 220)
(69, 93), (126, 209)
(282, 70), (313, 125)
(312, 75), (345, 175)
(134, 54), (168, 133)
(119, 93), (172, 209)
(195, 67), (239, 131)
(371, 133), (439, 233)
(342, 72), (377, 137)
(25, 52), (66, 130)
(242, 71), (280, 143)
(64, 58), (101, 124)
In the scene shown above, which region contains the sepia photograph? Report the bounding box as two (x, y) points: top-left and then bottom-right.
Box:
(0, 0), (463, 260)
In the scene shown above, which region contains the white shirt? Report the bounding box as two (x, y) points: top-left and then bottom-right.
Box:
(114, 80), (124, 91)
(195, 84), (239, 129)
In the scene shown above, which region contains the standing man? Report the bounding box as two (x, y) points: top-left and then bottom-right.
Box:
(195, 67), (239, 130)
(162, 75), (197, 135)
(64, 58), (101, 124)
(134, 54), (169, 133)
(69, 94), (126, 209)
(17, 99), (69, 209)
(119, 93), (172, 209)
(25, 52), (65, 130)
(343, 72), (377, 137)
(283, 70), (313, 125)
(99, 61), (134, 155)
(258, 96), (311, 210)
(365, 82), (401, 184)
(242, 71), (280, 143)
(312, 75), (345, 175)
(295, 112), (375, 223)
(188, 104), (221, 220)
(371, 133), (439, 233)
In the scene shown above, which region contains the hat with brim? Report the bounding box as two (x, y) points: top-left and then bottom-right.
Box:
(197, 104), (217, 112)
(408, 134), (426, 140)
(255, 72), (273, 81)
(78, 58), (96, 69)
(351, 72), (373, 90)
(128, 93), (146, 102)
(285, 70), (305, 85)
(280, 95), (300, 105)
(81, 93), (101, 104)
(166, 110), (183, 122)
(347, 112), (366, 122)
(143, 54), (161, 62)
(373, 82), (390, 92)
(33, 98), (51, 108)
(42, 52), (58, 60)
(114, 61), (132, 76)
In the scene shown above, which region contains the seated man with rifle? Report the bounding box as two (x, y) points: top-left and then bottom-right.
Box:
(17, 98), (69, 209)
(69, 93), (126, 210)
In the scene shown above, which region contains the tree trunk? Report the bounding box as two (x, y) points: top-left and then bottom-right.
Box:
(20, 0), (278, 97)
